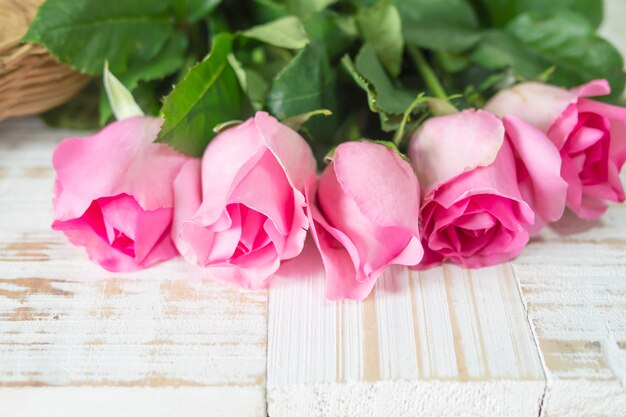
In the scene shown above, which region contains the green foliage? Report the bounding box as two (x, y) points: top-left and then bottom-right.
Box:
(342, 44), (417, 131)
(173, 0), (221, 23)
(395, 0), (480, 52)
(356, 1), (404, 77)
(473, 0), (603, 28)
(267, 45), (338, 120)
(24, 0), (180, 76)
(242, 16), (310, 49)
(286, 0), (337, 18)
(472, 13), (625, 96)
(156, 34), (250, 156)
(22, 0), (626, 157)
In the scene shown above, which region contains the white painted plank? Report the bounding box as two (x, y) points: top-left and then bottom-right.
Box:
(0, 117), (267, 417)
(512, 173), (626, 417)
(267, 241), (546, 417)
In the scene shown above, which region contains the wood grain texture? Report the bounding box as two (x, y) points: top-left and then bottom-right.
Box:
(512, 178), (626, 417)
(0, 118), (267, 417)
(267, 242), (546, 417)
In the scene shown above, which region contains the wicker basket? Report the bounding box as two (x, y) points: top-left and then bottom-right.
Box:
(0, 0), (90, 121)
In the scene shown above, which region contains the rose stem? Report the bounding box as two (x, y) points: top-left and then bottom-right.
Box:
(408, 45), (448, 102)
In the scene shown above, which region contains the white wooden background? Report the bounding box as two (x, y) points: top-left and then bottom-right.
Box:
(1, 2), (626, 415)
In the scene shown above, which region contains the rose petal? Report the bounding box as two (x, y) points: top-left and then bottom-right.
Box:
(408, 110), (505, 195)
(172, 159), (204, 265)
(52, 117), (187, 220)
(570, 79), (611, 98)
(333, 141), (420, 229)
(503, 116), (567, 233)
(254, 112), (317, 192)
(485, 82), (576, 132)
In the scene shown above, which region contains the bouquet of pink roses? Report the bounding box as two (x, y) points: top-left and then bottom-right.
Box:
(22, 0), (625, 299)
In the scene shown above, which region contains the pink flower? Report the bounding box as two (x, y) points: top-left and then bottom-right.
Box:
(171, 112), (316, 289)
(306, 141), (423, 300)
(408, 110), (567, 269)
(486, 80), (626, 219)
(52, 116), (190, 271)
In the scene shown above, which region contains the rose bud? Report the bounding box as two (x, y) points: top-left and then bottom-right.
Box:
(172, 112), (316, 289)
(306, 141), (423, 300)
(486, 80), (626, 219)
(408, 109), (567, 269)
(52, 117), (190, 271)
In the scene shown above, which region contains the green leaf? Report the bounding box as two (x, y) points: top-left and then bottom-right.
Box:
(283, 109), (332, 130)
(156, 34), (250, 157)
(352, 44), (416, 115)
(303, 11), (356, 61)
(286, 0), (337, 18)
(267, 44), (337, 120)
(394, 0), (480, 52)
(472, 13), (626, 96)
(356, 1), (404, 77)
(252, 0), (289, 23)
(173, 0), (221, 23)
(471, 30), (548, 78)
(242, 16), (310, 49)
(474, 0), (603, 28)
(122, 33), (188, 90)
(23, 0), (174, 75)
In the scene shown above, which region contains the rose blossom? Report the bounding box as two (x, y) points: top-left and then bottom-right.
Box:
(52, 116), (189, 271)
(172, 112), (316, 289)
(486, 79), (626, 219)
(306, 141), (423, 300)
(408, 109), (567, 268)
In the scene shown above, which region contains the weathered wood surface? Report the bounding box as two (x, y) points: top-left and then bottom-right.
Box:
(3, 3), (626, 411)
(267, 243), (546, 416)
(0, 118), (267, 417)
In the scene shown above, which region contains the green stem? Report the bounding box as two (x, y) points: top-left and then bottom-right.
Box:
(408, 45), (448, 101)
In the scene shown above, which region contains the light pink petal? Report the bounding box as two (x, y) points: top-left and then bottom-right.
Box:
(333, 141), (420, 229)
(99, 195), (141, 241)
(304, 177), (378, 299)
(209, 244), (281, 289)
(198, 118), (266, 225)
(52, 116), (188, 220)
(228, 151), (292, 234)
(429, 140), (527, 211)
(254, 111), (317, 192)
(59, 228), (141, 272)
(577, 98), (626, 121)
(485, 82), (576, 132)
(318, 162), (421, 278)
(387, 235), (423, 267)
(547, 104), (580, 149)
(610, 119), (626, 174)
(204, 205), (243, 264)
(567, 126), (605, 154)
(570, 79), (611, 98)
(171, 159), (204, 265)
(503, 116), (567, 233)
(279, 189), (310, 260)
(575, 193), (611, 220)
(408, 110), (505, 195)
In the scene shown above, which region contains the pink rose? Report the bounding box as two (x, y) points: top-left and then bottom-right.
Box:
(306, 141), (423, 300)
(486, 80), (626, 219)
(171, 112), (316, 289)
(52, 116), (190, 271)
(408, 110), (567, 268)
